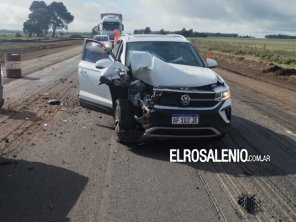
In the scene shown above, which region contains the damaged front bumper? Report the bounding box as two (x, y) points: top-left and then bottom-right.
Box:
(137, 99), (231, 140)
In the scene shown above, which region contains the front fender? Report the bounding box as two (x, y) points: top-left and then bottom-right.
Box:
(100, 61), (127, 81)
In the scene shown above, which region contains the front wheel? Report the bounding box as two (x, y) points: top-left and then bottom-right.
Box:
(114, 99), (140, 144)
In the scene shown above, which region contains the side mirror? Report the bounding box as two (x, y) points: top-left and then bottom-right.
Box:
(206, 58), (218, 68)
(104, 47), (112, 53)
(95, 58), (113, 69)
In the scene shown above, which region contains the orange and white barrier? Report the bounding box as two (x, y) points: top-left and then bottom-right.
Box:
(5, 53), (22, 78)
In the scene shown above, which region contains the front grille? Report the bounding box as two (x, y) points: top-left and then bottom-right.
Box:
(153, 90), (218, 108)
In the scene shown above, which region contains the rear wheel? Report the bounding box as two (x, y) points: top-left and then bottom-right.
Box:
(114, 99), (140, 144)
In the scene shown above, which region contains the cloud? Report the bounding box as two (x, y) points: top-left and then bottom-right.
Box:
(56, 0), (122, 32)
(0, 1), (31, 30)
(0, 0), (295, 36)
(0, 0), (121, 32)
(132, 0), (296, 35)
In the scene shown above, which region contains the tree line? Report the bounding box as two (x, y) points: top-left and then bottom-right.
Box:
(265, 34), (296, 39)
(133, 27), (240, 38)
(23, 1), (74, 38)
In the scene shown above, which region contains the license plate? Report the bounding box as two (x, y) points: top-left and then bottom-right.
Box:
(171, 114), (199, 125)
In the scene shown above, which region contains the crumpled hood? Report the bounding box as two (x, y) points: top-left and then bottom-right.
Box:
(130, 51), (218, 87)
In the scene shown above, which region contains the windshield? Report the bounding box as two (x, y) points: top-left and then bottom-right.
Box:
(102, 22), (120, 31)
(94, 36), (109, 41)
(126, 41), (205, 67)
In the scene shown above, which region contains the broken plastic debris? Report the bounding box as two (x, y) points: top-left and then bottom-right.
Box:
(48, 99), (61, 105)
(238, 193), (261, 215)
(40, 93), (50, 100)
(40, 92), (49, 96)
(43, 123), (48, 127)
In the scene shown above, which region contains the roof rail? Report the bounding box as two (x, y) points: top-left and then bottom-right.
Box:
(132, 34), (165, 37)
(121, 33), (132, 40)
(166, 34), (187, 40)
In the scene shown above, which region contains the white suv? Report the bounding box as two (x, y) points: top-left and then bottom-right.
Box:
(78, 34), (231, 143)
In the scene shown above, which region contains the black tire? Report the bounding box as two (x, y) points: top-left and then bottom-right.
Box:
(114, 99), (140, 144)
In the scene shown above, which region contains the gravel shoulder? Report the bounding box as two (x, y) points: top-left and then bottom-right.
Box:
(0, 39), (83, 64)
(200, 50), (296, 90)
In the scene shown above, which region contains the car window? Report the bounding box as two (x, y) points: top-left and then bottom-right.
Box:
(83, 41), (109, 63)
(126, 41), (205, 67)
(112, 40), (122, 57)
(116, 44), (124, 62)
(94, 36), (109, 41)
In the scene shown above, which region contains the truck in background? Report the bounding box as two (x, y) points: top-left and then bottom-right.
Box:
(99, 13), (124, 43)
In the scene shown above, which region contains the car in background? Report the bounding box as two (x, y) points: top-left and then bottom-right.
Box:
(0, 64), (4, 108)
(93, 35), (112, 49)
(78, 34), (231, 143)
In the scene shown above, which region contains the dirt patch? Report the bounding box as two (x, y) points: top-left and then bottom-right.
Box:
(201, 50), (296, 90)
(263, 63), (296, 76)
(0, 77), (79, 156)
(0, 39), (82, 63)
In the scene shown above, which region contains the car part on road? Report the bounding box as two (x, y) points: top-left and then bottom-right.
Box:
(238, 193), (261, 215)
(48, 99), (61, 105)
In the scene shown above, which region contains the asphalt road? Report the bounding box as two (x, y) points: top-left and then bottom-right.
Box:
(0, 49), (295, 222)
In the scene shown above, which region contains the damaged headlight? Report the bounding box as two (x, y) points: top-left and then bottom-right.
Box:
(214, 85), (231, 101)
(215, 89), (231, 101)
(212, 74), (231, 101)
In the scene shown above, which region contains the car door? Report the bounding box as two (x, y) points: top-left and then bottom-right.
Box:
(78, 39), (113, 112)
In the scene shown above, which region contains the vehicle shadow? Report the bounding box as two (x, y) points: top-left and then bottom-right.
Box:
(129, 115), (296, 177)
(0, 157), (88, 222)
(96, 122), (115, 131)
(0, 108), (42, 121)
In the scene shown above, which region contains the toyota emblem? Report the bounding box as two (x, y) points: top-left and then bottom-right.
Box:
(181, 94), (191, 106)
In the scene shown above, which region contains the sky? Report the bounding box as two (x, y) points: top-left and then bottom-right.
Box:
(0, 0), (296, 37)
